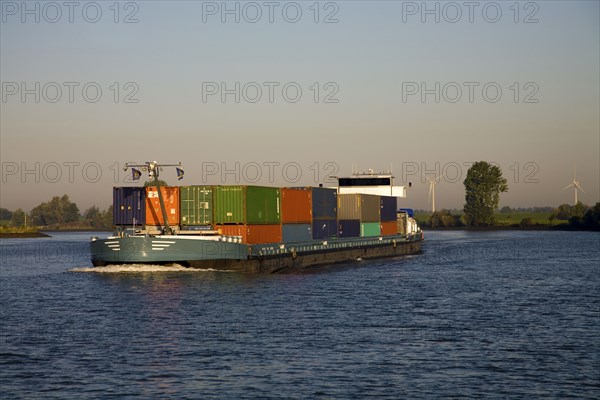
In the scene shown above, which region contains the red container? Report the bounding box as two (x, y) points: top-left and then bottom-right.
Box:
(146, 186), (180, 226)
(381, 221), (397, 236)
(281, 188), (312, 223)
(216, 224), (282, 244)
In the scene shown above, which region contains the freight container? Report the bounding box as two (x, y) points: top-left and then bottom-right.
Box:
(312, 218), (338, 240)
(245, 186), (280, 224)
(214, 186), (280, 224)
(281, 188), (312, 223)
(337, 193), (380, 222)
(397, 212), (408, 235)
(361, 222), (381, 237)
(337, 194), (360, 220)
(311, 187), (337, 219)
(213, 186), (244, 224)
(380, 196), (398, 222)
(180, 186), (213, 226)
(380, 221), (397, 236)
(360, 194), (380, 222)
(215, 224), (282, 244)
(146, 186), (180, 226)
(113, 187), (146, 226)
(338, 219), (360, 238)
(282, 223), (312, 242)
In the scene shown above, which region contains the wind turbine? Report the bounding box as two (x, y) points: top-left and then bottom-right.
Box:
(425, 174), (445, 213)
(562, 167), (585, 205)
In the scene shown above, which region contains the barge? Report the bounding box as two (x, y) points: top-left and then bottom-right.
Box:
(90, 162), (422, 273)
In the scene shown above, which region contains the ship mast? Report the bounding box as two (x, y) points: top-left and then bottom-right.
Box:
(123, 161), (184, 235)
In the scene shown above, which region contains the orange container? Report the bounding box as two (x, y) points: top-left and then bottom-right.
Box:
(381, 221), (397, 236)
(216, 224), (282, 244)
(281, 188), (312, 223)
(146, 186), (180, 226)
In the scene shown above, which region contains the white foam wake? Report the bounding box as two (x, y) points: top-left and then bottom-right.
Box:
(70, 264), (234, 273)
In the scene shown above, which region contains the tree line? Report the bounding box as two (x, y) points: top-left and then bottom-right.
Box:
(424, 161), (599, 229)
(3, 195), (113, 230)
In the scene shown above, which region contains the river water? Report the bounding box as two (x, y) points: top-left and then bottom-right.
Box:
(1, 231), (599, 399)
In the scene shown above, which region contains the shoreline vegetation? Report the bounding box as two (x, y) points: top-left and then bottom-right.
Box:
(415, 204), (600, 232)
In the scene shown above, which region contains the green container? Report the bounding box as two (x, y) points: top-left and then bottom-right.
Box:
(214, 186), (245, 224)
(361, 222), (381, 237)
(180, 186), (213, 226)
(214, 186), (280, 224)
(245, 186), (281, 224)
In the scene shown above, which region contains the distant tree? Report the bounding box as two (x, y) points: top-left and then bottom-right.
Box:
(520, 217), (535, 227)
(463, 162), (508, 226)
(0, 208), (12, 220)
(9, 209), (26, 227)
(582, 202), (600, 229)
(551, 204), (572, 221)
(429, 209), (462, 228)
(30, 195), (80, 226)
(568, 202), (589, 226)
(84, 205), (103, 228)
(500, 206), (512, 213)
(101, 205), (114, 229)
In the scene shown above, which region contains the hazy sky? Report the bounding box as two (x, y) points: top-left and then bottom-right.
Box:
(1, 0), (599, 212)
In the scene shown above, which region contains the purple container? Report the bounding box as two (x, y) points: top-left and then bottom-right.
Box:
(338, 219), (360, 238)
(380, 196), (398, 222)
(311, 219), (338, 240)
(113, 187), (146, 226)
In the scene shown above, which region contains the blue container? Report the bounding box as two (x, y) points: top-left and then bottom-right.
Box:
(338, 219), (360, 238)
(282, 224), (312, 242)
(311, 187), (337, 219)
(380, 196), (398, 221)
(113, 187), (146, 225)
(398, 208), (414, 218)
(312, 219), (338, 240)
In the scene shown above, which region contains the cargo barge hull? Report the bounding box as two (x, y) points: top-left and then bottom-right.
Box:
(91, 234), (422, 274)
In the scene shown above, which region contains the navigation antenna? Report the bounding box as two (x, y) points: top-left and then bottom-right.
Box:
(123, 161), (184, 235)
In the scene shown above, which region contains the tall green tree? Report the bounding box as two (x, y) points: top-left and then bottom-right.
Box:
(463, 161), (508, 226)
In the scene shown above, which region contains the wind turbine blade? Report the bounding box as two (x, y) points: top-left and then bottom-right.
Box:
(574, 182), (585, 193)
(562, 183), (574, 191)
(434, 172), (447, 182)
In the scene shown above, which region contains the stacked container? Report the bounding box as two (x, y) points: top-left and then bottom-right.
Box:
(213, 186), (281, 244)
(213, 186), (280, 224)
(380, 195), (398, 236)
(216, 224), (282, 244)
(338, 193), (381, 237)
(146, 186), (180, 227)
(113, 187), (146, 226)
(281, 188), (312, 242)
(310, 187), (338, 240)
(180, 186), (213, 229)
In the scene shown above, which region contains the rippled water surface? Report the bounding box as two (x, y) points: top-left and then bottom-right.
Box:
(1, 231), (599, 399)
